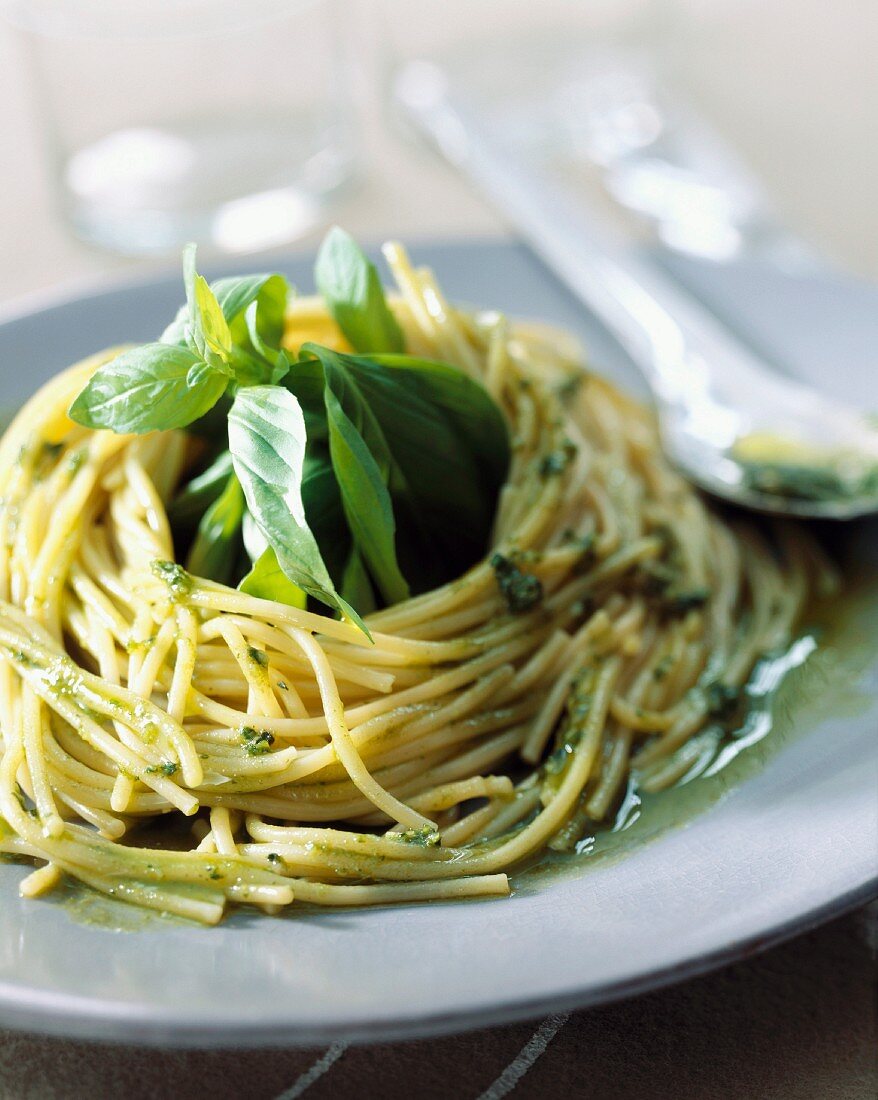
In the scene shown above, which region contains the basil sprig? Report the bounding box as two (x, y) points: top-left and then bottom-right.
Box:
(71, 245), (290, 434)
(68, 231), (510, 629)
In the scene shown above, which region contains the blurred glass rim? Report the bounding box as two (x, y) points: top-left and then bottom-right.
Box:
(1, 0), (327, 41)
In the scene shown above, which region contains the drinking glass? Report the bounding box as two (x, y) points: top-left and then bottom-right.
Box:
(4, 0), (357, 254)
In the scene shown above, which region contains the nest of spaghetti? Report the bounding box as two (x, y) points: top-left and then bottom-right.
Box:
(0, 245), (832, 924)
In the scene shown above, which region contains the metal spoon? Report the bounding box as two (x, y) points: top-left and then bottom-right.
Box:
(395, 62), (878, 520)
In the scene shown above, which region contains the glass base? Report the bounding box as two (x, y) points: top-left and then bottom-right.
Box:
(60, 114), (355, 256)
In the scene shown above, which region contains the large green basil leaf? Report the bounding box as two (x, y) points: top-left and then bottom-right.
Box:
(68, 344), (229, 434)
(315, 227), (404, 354)
(227, 385), (366, 633)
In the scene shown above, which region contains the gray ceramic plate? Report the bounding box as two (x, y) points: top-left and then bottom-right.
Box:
(0, 242), (875, 1047)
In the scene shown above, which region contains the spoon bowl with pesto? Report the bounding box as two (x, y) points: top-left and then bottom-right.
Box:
(556, 238), (878, 519)
(561, 238), (878, 519)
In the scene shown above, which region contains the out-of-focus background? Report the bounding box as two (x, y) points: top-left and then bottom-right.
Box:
(0, 0), (876, 305)
(0, 2), (876, 1097)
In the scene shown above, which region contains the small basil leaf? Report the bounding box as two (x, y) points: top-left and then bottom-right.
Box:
(185, 473), (245, 586)
(68, 344), (228, 434)
(187, 358), (232, 393)
(194, 275), (232, 358)
(182, 243), (204, 355)
(270, 349), (292, 387)
(181, 243), (234, 363)
(315, 227), (404, 354)
(226, 346), (278, 387)
(243, 302), (291, 388)
(324, 382), (409, 606)
(227, 386), (367, 634)
(244, 300), (272, 361)
(239, 546), (307, 609)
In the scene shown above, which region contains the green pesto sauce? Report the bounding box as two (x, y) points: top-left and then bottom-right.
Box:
(58, 879), (195, 933)
(150, 559), (194, 599)
(731, 432), (878, 506)
(490, 552), (543, 614)
(515, 556), (878, 894)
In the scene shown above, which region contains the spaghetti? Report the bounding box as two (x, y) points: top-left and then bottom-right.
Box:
(0, 244), (830, 923)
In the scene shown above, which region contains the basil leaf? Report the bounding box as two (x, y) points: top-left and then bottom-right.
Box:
(315, 227), (404, 354)
(300, 444), (351, 581)
(239, 546), (307, 609)
(227, 386), (366, 633)
(185, 473), (245, 586)
(288, 350), (409, 605)
(68, 344), (228, 434)
(161, 272), (288, 365)
(370, 353), (510, 497)
(242, 302), (291, 386)
(269, 350), (291, 386)
(195, 276), (232, 359)
(324, 383), (409, 606)
(183, 244), (227, 361)
(226, 346), (280, 388)
(351, 353), (509, 578)
(339, 548), (377, 616)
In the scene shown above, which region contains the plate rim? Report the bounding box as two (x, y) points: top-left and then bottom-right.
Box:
(0, 876), (874, 1048)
